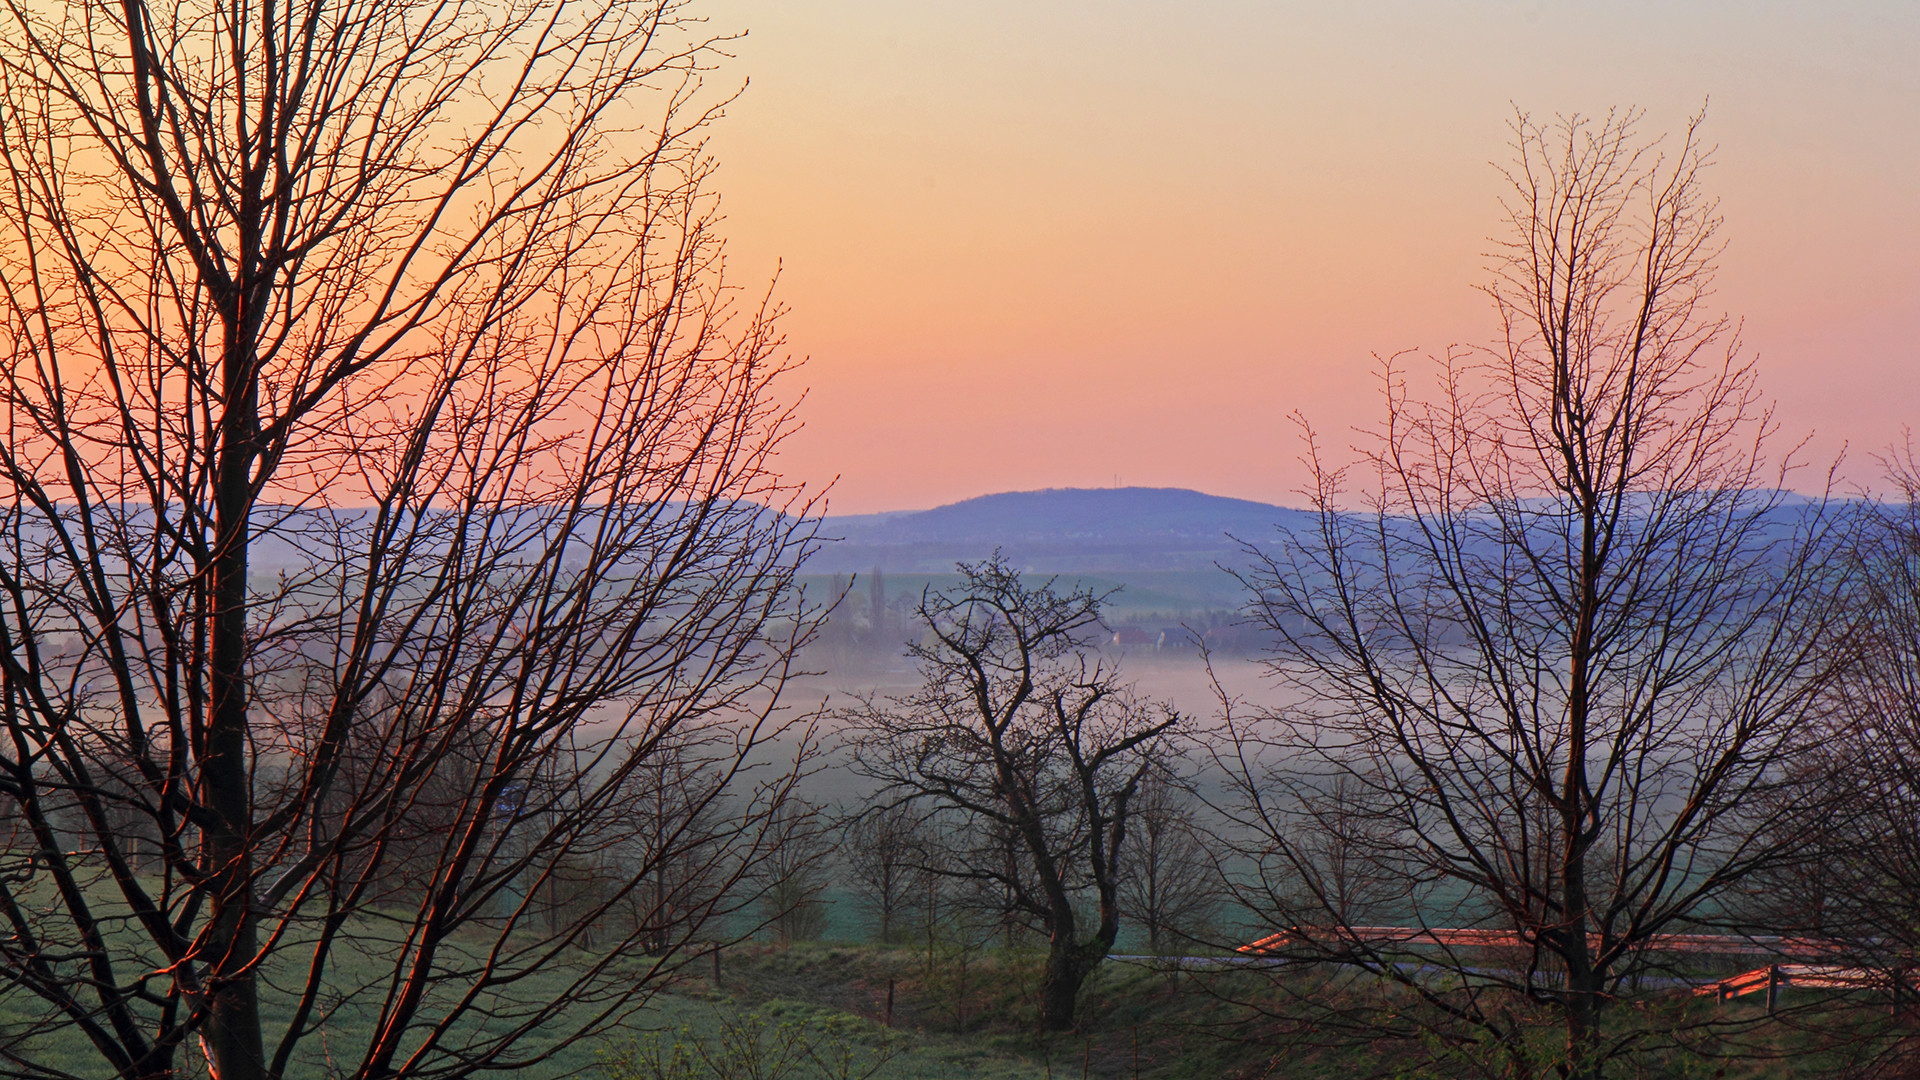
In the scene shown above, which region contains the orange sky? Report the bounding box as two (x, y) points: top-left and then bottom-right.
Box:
(707, 1), (1920, 513)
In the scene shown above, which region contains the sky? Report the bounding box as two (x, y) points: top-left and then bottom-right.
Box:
(704, 1), (1920, 514)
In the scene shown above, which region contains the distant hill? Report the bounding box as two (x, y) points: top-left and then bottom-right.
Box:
(808, 487), (1313, 573)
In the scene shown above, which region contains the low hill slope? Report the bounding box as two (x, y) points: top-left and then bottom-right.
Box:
(811, 487), (1310, 573)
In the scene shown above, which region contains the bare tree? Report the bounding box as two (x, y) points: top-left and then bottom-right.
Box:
(0, 1), (822, 1078)
(843, 556), (1186, 1031)
(1748, 446), (1920, 1075)
(841, 801), (934, 945)
(758, 799), (833, 945)
(1115, 759), (1219, 955)
(1215, 109), (1850, 1080)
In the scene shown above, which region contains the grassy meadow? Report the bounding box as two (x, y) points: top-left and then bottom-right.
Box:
(1, 912), (1902, 1079)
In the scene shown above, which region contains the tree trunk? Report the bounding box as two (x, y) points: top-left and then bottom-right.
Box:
(1040, 928), (1119, 1031)
(1564, 976), (1604, 1080)
(1040, 939), (1092, 1031)
(203, 344), (266, 1080)
(1563, 495), (1604, 1080)
(1559, 826), (1603, 1080)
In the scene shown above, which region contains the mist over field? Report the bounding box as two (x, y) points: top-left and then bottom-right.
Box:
(792, 486), (1305, 729)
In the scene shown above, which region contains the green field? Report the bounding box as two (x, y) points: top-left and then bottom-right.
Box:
(0, 937), (1050, 1079)
(3, 924), (1900, 1079)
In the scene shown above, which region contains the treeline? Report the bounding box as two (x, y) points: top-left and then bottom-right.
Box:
(809, 571), (1277, 664)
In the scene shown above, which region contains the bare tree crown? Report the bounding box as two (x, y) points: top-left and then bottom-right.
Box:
(844, 556), (1185, 1031)
(0, 2), (818, 1079)
(1220, 108), (1850, 1080)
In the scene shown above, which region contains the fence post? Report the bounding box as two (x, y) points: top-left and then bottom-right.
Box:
(1766, 965), (1780, 1015)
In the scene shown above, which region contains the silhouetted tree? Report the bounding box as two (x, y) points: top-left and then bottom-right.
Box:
(0, 0), (819, 1077)
(1116, 759), (1219, 954)
(1216, 109), (1850, 1080)
(1750, 447), (1920, 1075)
(758, 800), (833, 945)
(842, 802), (935, 944)
(844, 556), (1186, 1030)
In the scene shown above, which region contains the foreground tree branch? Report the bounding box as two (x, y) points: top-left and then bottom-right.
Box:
(0, 1), (821, 1078)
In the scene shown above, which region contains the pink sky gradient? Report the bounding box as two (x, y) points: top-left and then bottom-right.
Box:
(707, 1), (1920, 513)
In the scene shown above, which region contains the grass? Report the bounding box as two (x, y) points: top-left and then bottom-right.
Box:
(704, 941), (1918, 1080)
(602, 992), (1048, 1080)
(709, 942), (1282, 1079)
(0, 888), (1910, 1080)
(4, 938), (1907, 1079)
(0, 924), (1051, 1079)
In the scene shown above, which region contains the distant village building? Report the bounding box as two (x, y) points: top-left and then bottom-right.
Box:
(1203, 625), (1257, 653)
(1112, 627), (1153, 648)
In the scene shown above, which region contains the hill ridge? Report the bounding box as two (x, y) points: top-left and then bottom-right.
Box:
(811, 486), (1312, 573)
